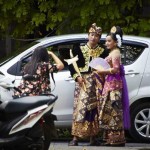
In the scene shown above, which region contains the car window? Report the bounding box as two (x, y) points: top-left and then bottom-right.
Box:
(7, 54), (32, 76)
(46, 41), (87, 71)
(121, 42), (147, 65)
(7, 40), (87, 76)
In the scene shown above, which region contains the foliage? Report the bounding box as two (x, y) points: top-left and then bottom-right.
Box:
(56, 128), (72, 139)
(0, 0), (150, 38)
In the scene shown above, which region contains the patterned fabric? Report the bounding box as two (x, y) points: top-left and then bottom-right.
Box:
(72, 73), (100, 138)
(14, 62), (51, 97)
(99, 50), (126, 145)
(94, 73), (105, 116)
(73, 74), (98, 122)
(72, 116), (99, 138)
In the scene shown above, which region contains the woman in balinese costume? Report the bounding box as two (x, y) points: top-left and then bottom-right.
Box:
(95, 26), (130, 146)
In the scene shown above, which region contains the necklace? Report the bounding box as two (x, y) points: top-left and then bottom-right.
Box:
(87, 42), (98, 49)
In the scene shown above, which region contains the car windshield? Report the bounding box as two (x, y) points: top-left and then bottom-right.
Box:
(0, 41), (39, 67)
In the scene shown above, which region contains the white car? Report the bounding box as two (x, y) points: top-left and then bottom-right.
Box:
(0, 34), (150, 143)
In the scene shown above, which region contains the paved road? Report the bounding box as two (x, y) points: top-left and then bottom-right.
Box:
(49, 141), (150, 150)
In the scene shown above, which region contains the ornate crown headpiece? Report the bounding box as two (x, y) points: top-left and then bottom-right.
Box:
(89, 23), (102, 35)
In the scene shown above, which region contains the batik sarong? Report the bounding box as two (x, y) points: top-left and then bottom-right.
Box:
(72, 73), (103, 138)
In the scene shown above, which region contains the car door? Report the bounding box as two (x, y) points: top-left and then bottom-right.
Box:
(50, 70), (75, 127)
(121, 40), (149, 104)
(45, 41), (87, 127)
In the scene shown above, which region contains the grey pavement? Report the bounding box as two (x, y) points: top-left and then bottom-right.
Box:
(49, 142), (150, 150)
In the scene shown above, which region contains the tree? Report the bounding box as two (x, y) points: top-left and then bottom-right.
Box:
(0, 0), (150, 38)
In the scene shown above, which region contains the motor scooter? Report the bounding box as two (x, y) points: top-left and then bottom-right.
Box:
(0, 80), (57, 150)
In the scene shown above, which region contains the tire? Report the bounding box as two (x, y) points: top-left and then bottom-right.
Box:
(129, 102), (150, 143)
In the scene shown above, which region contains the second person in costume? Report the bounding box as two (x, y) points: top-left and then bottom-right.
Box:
(95, 26), (130, 146)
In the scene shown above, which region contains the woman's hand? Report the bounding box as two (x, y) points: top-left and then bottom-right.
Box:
(48, 51), (64, 70)
(93, 70), (99, 74)
(93, 70), (102, 75)
(93, 68), (114, 75)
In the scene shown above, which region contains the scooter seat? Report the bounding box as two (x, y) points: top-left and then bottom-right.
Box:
(0, 95), (57, 113)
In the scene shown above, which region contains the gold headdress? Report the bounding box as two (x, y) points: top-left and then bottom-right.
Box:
(89, 23), (102, 35)
(110, 26), (123, 47)
(110, 26), (117, 33)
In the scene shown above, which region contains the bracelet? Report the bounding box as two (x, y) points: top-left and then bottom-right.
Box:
(109, 68), (113, 74)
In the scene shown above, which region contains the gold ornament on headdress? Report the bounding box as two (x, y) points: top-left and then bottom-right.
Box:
(110, 26), (117, 33)
(89, 23), (102, 35)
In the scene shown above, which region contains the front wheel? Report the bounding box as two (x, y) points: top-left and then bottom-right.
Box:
(129, 102), (150, 143)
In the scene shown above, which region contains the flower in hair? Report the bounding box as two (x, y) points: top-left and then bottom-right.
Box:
(116, 34), (122, 47)
(110, 26), (116, 33)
